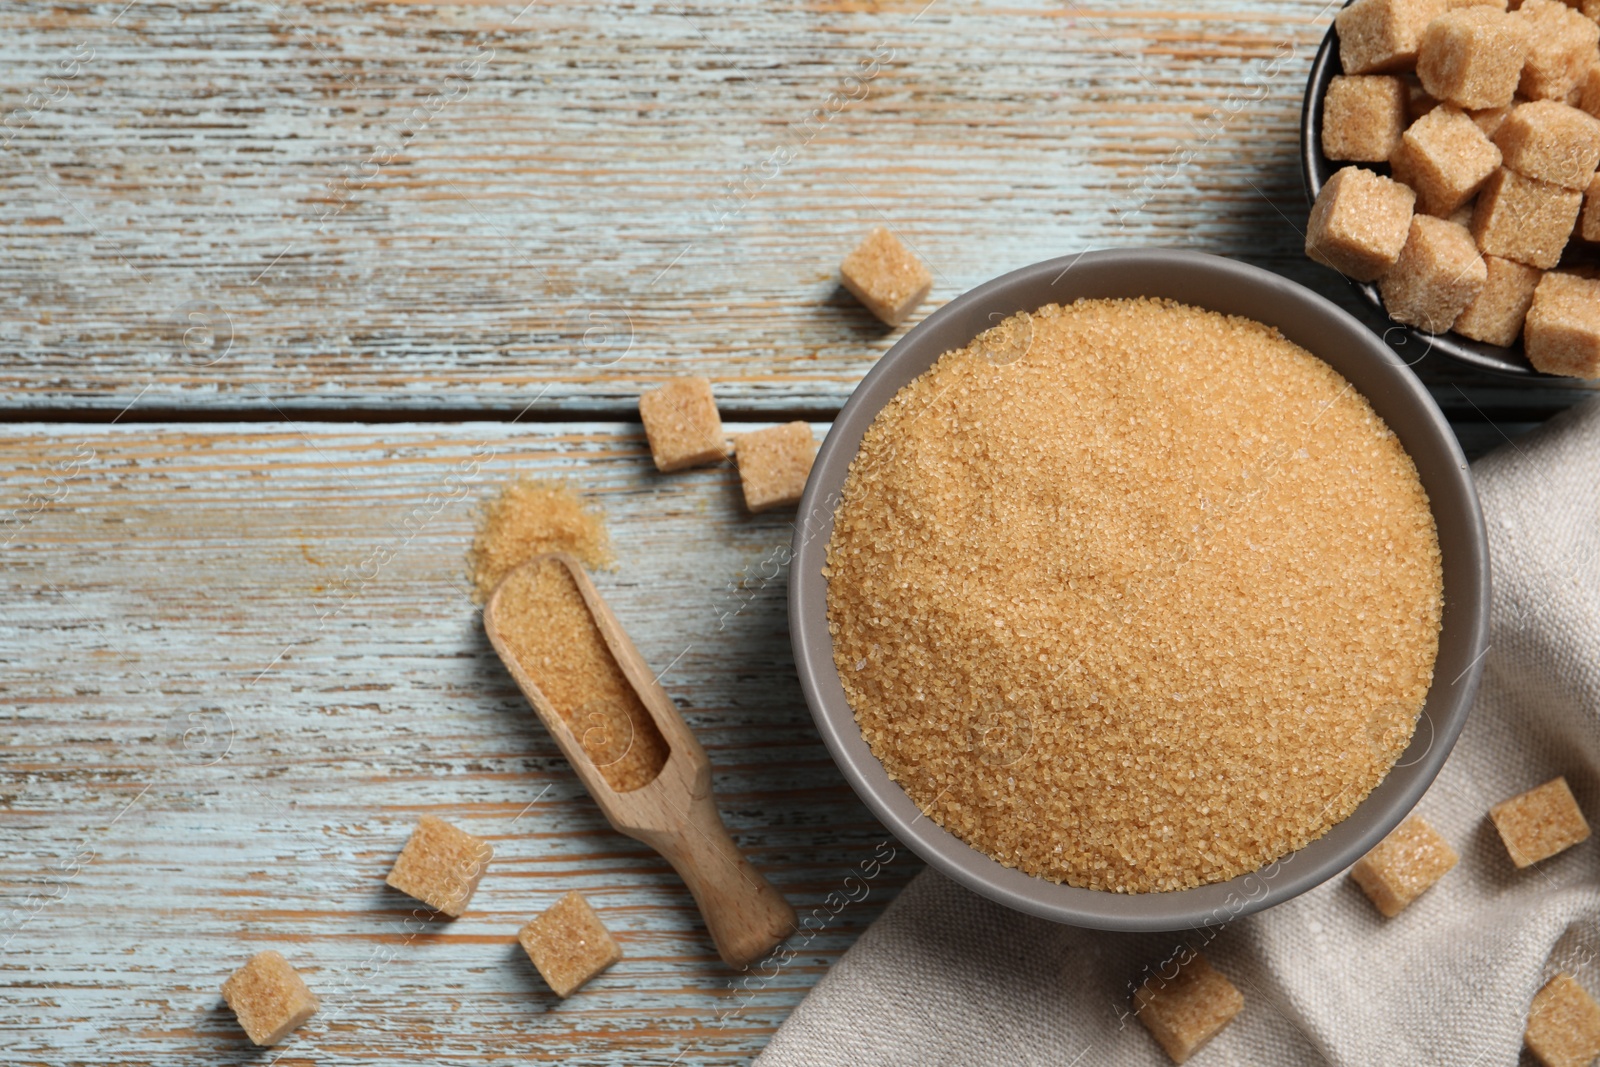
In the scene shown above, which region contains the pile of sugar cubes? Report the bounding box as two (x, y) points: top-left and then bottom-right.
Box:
(636, 226), (933, 509)
(221, 816), (623, 1047)
(1307, 0), (1600, 376)
(1133, 776), (1597, 1064)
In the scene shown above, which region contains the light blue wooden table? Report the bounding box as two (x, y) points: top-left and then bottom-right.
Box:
(0, 2), (1588, 1064)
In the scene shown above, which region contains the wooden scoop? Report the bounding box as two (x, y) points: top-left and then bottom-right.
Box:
(484, 552), (794, 969)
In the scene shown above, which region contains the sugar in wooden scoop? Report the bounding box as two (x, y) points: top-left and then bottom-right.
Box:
(492, 557), (669, 792)
(825, 297), (1444, 893)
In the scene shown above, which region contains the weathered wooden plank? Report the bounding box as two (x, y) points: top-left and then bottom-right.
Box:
(0, 421), (915, 1066)
(4, 0), (1579, 417)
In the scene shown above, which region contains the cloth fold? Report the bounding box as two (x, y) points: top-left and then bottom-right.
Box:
(758, 398), (1600, 1066)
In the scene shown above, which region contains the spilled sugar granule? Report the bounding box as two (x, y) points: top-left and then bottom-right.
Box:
(468, 479), (613, 602)
(824, 298), (1444, 893)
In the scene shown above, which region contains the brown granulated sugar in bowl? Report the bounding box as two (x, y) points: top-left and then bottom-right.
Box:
(469, 479), (613, 602)
(824, 298), (1444, 894)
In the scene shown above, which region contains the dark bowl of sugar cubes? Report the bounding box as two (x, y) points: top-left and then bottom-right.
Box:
(1301, 0), (1600, 378)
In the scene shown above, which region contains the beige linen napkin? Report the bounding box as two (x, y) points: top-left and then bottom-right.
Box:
(758, 397), (1600, 1066)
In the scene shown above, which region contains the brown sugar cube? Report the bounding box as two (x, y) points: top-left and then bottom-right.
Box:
(1337, 0), (1450, 73)
(1323, 76), (1410, 161)
(840, 226), (932, 326)
(1418, 8), (1533, 108)
(1581, 64), (1600, 120)
(1379, 215), (1489, 330)
(1306, 167), (1417, 279)
(1133, 954), (1244, 1064)
(1494, 100), (1600, 188)
(1472, 167), (1585, 266)
(518, 890), (622, 998)
(221, 950), (319, 1047)
(638, 377), (725, 472)
(1490, 775), (1592, 865)
(385, 815), (493, 917)
(1454, 254), (1544, 342)
(1517, 0), (1600, 100)
(1469, 104), (1515, 136)
(1582, 173), (1600, 240)
(735, 421), (816, 512)
(1348, 815), (1460, 916)
(1391, 105), (1504, 215)
(1527, 973), (1600, 1067)
(1525, 272), (1600, 375)
(1448, 0), (1509, 9)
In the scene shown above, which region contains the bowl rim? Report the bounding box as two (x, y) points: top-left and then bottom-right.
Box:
(789, 247), (1491, 932)
(1299, 14), (1556, 379)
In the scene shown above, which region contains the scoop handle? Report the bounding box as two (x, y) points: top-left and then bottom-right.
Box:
(646, 792), (795, 969)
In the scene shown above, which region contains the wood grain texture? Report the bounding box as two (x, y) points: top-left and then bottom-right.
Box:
(1, 0), (1590, 418)
(0, 421), (914, 1066)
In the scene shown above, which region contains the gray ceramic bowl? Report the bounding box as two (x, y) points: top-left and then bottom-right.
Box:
(789, 248), (1490, 932)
